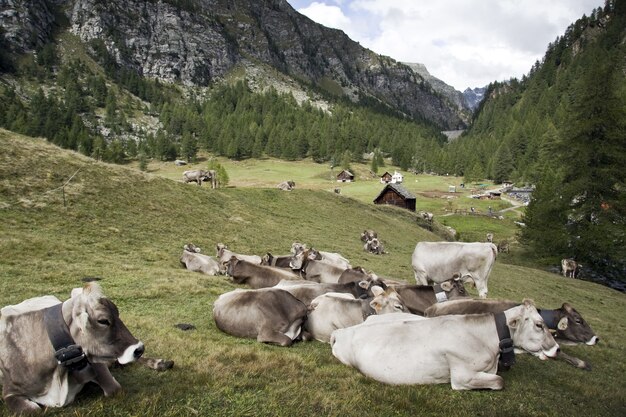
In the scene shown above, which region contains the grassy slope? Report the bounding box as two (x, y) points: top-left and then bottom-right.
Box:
(0, 130), (624, 417)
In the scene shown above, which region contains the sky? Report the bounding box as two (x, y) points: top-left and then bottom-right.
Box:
(286, 0), (604, 91)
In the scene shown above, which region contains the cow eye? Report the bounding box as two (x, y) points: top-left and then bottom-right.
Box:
(97, 318), (111, 326)
(535, 322), (544, 330)
(394, 304), (404, 311)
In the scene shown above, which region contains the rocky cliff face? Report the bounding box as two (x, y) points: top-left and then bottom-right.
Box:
(462, 86), (487, 111)
(0, 0), (465, 129)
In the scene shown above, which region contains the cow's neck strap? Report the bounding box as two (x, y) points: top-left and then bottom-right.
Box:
(433, 284), (448, 303)
(538, 309), (558, 330)
(494, 312), (515, 370)
(43, 303), (91, 375)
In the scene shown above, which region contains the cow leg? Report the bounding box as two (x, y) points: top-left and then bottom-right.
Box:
(3, 393), (41, 414)
(450, 369), (503, 390)
(257, 328), (294, 347)
(90, 363), (122, 396)
(556, 351), (591, 370)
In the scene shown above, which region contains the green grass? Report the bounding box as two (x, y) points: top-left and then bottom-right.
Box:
(1, 130), (625, 417)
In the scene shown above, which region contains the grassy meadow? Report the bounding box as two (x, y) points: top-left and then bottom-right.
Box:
(1, 130), (625, 417)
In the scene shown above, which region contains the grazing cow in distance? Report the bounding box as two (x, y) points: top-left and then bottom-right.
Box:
(0, 283), (144, 414)
(497, 240), (510, 254)
(180, 243), (222, 275)
(561, 259), (580, 278)
(419, 211), (434, 222)
(306, 286), (406, 343)
(277, 180), (296, 191)
(216, 243), (262, 269)
(412, 241), (498, 298)
(213, 288), (309, 346)
(183, 170), (209, 186)
(330, 300), (559, 389)
(360, 230), (378, 242)
(486, 233), (494, 243)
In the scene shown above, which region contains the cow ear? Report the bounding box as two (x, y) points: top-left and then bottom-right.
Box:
(370, 300), (381, 312)
(70, 287), (83, 298)
(558, 317), (568, 330)
(440, 281), (453, 291)
(562, 303), (574, 313)
(371, 286), (384, 297)
(507, 317), (520, 329)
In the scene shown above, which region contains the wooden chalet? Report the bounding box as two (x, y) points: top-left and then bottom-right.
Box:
(380, 171), (392, 183)
(337, 170), (355, 182)
(373, 183), (416, 212)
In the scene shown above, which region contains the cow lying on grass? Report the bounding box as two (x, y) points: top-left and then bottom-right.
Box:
(0, 283), (144, 414)
(331, 299), (559, 390)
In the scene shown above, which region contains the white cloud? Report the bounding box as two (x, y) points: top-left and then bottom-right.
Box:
(292, 0), (603, 90)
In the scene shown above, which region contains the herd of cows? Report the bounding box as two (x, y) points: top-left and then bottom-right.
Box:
(0, 234), (598, 414)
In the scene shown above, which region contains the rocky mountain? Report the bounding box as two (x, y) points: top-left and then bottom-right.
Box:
(462, 86), (487, 111)
(0, 0), (465, 130)
(403, 62), (470, 115)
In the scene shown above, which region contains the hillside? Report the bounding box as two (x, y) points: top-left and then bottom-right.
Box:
(1, 130), (625, 417)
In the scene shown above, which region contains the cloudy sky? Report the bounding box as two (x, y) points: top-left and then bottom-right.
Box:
(286, 0), (603, 91)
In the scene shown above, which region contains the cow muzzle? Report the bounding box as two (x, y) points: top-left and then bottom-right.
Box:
(586, 336), (599, 345)
(117, 341), (145, 365)
(538, 344), (559, 360)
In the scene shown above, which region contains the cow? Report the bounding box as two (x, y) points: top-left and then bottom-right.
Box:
(182, 170), (210, 186)
(389, 276), (469, 316)
(0, 283), (144, 414)
(180, 243), (222, 275)
(424, 298), (598, 370)
(497, 240), (510, 254)
(289, 250), (347, 283)
(561, 259), (580, 278)
(486, 233), (494, 243)
(412, 241), (498, 298)
(212, 288), (309, 346)
(330, 300), (559, 389)
(424, 299), (598, 346)
(306, 286), (406, 343)
(226, 257), (300, 289)
(291, 242), (352, 269)
(277, 180), (295, 191)
(261, 253), (294, 269)
(274, 279), (373, 307)
(337, 266), (378, 284)
(419, 211), (434, 222)
(216, 243), (262, 269)
(360, 230), (378, 242)
(363, 237), (385, 255)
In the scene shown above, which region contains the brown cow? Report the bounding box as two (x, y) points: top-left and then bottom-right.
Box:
(226, 257), (300, 288)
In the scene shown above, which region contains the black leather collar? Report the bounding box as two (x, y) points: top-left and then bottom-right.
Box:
(494, 312), (515, 371)
(43, 303), (89, 372)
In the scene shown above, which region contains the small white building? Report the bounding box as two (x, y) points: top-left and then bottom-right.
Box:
(391, 171), (403, 184)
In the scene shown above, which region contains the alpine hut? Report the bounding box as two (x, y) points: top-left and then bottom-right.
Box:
(373, 183), (416, 212)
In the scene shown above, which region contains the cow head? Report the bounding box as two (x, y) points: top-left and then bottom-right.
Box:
(555, 303), (598, 345)
(369, 286), (405, 314)
(290, 242), (306, 255)
(261, 253), (272, 265)
(289, 249), (320, 270)
(184, 243), (201, 253)
(439, 276), (468, 299)
(506, 299), (559, 360)
(69, 283), (144, 365)
(225, 256), (239, 277)
(216, 243), (227, 257)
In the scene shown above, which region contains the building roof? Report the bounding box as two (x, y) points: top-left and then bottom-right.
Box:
(337, 169), (354, 176)
(373, 183), (416, 202)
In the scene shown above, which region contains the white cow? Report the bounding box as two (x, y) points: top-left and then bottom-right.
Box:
(411, 242), (497, 298)
(290, 243), (352, 269)
(306, 286), (405, 343)
(330, 300), (559, 390)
